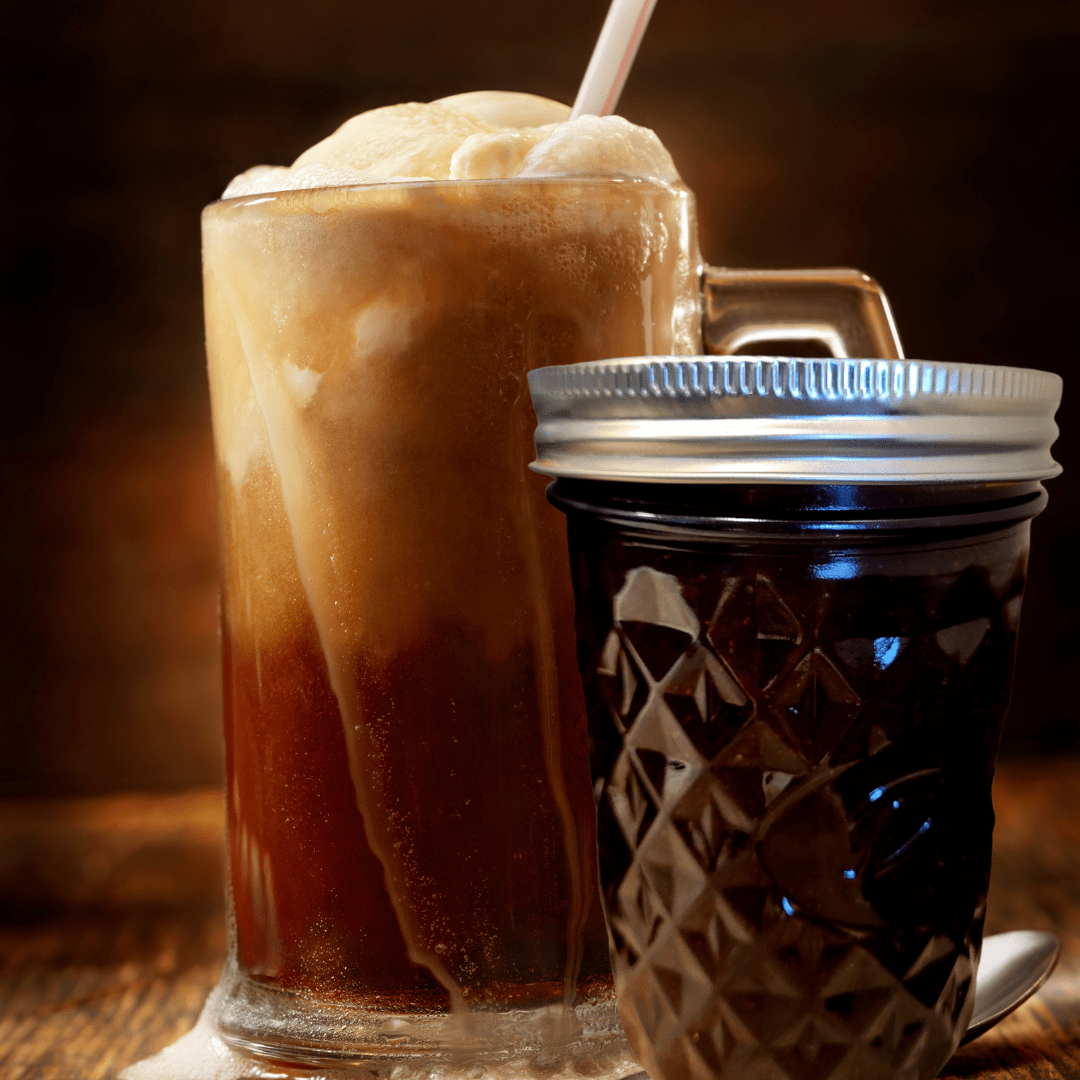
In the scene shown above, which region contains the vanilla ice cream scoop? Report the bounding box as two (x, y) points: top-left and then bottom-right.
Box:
(222, 91), (681, 198)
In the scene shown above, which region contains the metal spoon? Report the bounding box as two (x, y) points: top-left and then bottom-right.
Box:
(961, 929), (1061, 1044)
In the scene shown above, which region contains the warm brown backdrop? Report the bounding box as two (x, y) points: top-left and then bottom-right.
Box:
(2, 0), (1077, 796)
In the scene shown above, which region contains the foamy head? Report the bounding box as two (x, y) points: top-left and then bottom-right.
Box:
(222, 91), (681, 198)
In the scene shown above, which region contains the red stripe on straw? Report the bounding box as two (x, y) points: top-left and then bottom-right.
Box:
(601, 1), (654, 115)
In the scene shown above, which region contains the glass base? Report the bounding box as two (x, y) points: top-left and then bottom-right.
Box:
(213, 962), (639, 1077)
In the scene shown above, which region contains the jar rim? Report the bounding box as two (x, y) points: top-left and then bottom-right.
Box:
(547, 477), (1047, 544)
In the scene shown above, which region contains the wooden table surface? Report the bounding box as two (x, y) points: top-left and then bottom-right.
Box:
(1, 759), (1078, 1080)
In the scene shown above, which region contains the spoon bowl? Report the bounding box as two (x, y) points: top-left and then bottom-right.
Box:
(961, 929), (1061, 1044)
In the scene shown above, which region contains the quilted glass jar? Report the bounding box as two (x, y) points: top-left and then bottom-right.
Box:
(530, 356), (1062, 1080)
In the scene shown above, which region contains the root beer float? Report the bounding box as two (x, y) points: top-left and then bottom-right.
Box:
(199, 91), (702, 1068)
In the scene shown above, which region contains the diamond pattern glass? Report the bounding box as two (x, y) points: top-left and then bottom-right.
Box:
(569, 519), (1030, 1080)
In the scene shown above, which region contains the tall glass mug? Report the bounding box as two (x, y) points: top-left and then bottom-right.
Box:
(202, 177), (699, 1068)
(201, 175), (901, 1069)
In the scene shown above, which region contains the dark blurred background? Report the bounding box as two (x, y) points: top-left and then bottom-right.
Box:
(2, 0), (1077, 798)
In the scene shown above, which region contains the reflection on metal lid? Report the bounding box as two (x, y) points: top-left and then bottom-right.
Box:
(528, 356), (1062, 484)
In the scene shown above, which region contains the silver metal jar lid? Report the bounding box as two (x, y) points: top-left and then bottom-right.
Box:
(528, 356), (1063, 484)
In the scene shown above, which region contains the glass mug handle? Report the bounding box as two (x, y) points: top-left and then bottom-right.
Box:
(702, 266), (905, 360)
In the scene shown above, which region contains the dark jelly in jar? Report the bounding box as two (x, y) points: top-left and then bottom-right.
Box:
(551, 479), (1044, 1080)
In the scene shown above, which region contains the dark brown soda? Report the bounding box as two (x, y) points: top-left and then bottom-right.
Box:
(219, 464), (613, 1008)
